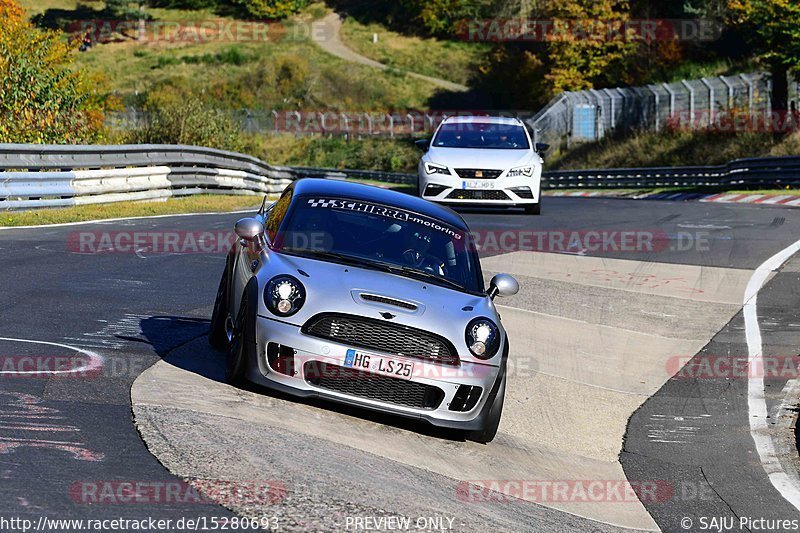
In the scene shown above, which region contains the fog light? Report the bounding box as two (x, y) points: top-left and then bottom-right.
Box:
(470, 341), (486, 356)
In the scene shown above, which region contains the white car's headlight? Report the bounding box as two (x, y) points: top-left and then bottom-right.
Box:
(424, 162), (451, 175)
(507, 166), (533, 177)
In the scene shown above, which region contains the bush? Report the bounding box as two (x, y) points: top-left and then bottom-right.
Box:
(0, 0), (115, 143)
(247, 134), (419, 172)
(228, 0), (309, 19)
(125, 86), (245, 151)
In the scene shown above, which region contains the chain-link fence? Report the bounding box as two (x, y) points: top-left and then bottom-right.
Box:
(527, 71), (800, 152)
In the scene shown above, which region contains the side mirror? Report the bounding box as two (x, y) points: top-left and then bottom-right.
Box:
(487, 273), (519, 300)
(535, 143), (550, 155)
(414, 138), (430, 152)
(235, 217), (264, 241)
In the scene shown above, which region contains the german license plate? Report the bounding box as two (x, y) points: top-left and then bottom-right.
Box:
(463, 180), (495, 189)
(343, 349), (414, 380)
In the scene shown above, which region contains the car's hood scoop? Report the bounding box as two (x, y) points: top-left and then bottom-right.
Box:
(354, 291), (422, 315)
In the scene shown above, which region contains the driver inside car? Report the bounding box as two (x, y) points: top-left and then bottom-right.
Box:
(400, 227), (445, 276)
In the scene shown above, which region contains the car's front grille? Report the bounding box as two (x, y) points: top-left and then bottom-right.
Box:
(304, 362), (444, 410)
(455, 169), (503, 179)
(302, 313), (459, 365)
(446, 189), (510, 201)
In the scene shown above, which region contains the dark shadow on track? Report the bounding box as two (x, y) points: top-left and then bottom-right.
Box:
(139, 316), (468, 442)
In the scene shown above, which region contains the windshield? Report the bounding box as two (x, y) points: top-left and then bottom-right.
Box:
(274, 196), (482, 293)
(432, 122), (530, 149)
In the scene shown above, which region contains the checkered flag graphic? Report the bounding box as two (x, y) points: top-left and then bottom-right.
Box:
(307, 198), (337, 208)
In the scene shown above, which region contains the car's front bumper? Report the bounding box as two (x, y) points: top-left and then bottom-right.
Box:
(247, 315), (503, 430)
(418, 172), (540, 206)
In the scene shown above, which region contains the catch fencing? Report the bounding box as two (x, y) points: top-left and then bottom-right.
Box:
(527, 71), (800, 150)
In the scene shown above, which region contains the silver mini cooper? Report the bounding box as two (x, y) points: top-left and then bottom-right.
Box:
(209, 178), (519, 443)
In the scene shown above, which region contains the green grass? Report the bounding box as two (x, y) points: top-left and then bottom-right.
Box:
(23, 1), (441, 111)
(548, 130), (800, 171)
(76, 32), (438, 110)
(0, 195), (265, 227)
(246, 134), (420, 173)
(339, 17), (488, 86)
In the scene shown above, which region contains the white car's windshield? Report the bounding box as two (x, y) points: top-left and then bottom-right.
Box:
(275, 196), (482, 293)
(432, 122), (530, 149)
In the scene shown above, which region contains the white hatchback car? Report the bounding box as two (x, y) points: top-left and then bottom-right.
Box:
(417, 116), (545, 215)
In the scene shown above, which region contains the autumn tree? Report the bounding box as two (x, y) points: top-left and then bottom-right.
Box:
(541, 0), (636, 96)
(228, 0), (309, 18)
(0, 0), (114, 143)
(727, 0), (800, 112)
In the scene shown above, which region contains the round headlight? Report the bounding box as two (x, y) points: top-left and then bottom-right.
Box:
(265, 275), (306, 317)
(465, 318), (500, 360)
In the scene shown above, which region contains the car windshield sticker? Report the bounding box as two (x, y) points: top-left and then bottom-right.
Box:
(306, 198), (462, 240)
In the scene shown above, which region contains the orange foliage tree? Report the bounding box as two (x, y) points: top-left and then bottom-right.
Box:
(0, 0), (114, 143)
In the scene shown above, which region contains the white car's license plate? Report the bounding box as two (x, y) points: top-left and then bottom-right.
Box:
(463, 180), (496, 190)
(343, 349), (414, 380)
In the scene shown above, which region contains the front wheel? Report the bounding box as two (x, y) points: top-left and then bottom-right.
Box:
(226, 285), (256, 386)
(468, 371), (506, 444)
(208, 257), (231, 350)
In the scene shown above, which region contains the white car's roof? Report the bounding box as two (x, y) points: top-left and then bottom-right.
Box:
(441, 115), (523, 126)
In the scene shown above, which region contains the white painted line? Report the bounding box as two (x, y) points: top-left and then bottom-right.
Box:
(745, 238), (800, 511)
(785, 198), (800, 206)
(0, 337), (103, 375)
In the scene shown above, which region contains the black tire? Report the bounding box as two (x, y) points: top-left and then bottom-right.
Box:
(226, 283), (257, 386)
(523, 202), (541, 215)
(208, 257), (231, 350)
(469, 372), (506, 444)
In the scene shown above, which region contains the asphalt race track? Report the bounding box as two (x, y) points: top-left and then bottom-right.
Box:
(2, 197), (800, 532)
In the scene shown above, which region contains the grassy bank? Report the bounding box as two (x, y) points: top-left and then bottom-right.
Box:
(549, 130), (800, 171)
(339, 17), (488, 86)
(0, 195), (265, 227)
(247, 134), (419, 172)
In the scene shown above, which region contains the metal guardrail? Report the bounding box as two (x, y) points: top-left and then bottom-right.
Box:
(292, 156), (800, 190)
(0, 144), (295, 209)
(1, 144), (799, 210)
(542, 157), (800, 189)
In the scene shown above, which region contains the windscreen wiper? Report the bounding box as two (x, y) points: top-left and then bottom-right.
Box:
(285, 249), (395, 273)
(377, 263), (467, 292)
